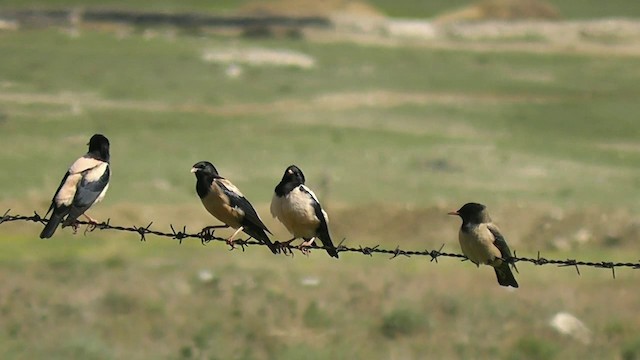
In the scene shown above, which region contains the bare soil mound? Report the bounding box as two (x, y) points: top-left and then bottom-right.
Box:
(435, 0), (559, 23)
(238, 0), (385, 18)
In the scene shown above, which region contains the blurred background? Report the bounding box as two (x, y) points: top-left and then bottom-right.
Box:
(1, 0), (640, 359)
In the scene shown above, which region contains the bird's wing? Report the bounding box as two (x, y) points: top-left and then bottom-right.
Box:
(487, 223), (513, 259)
(215, 178), (270, 233)
(73, 163), (110, 208)
(60, 162), (110, 226)
(215, 177), (244, 197)
(298, 186), (326, 223)
(299, 185), (337, 257)
(51, 156), (105, 210)
(46, 171), (71, 216)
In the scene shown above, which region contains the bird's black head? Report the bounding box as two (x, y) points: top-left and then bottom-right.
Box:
(275, 165), (305, 196)
(190, 161), (219, 177)
(191, 161), (219, 198)
(448, 202), (491, 224)
(283, 165), (305, 184)
(87, 134), (110, 162)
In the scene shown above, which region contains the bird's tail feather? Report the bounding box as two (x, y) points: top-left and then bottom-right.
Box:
(494, 263), (519, 288)
(318, 234), (339, 259)
(40, 210), (66, 239)
(244, 226), (278, 254)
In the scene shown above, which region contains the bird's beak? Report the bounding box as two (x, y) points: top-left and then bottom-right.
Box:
(447, 211), (459, 216)
(190, 167), (198, 173)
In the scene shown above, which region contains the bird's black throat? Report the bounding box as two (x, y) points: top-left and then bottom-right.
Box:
(274, 180), (300, 197)
(195, 173), (215, 198)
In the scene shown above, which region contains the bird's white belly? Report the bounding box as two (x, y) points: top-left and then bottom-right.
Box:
(272, 192), (318, 238)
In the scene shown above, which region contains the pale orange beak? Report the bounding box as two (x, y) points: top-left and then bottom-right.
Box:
(447, 211), (459, 216)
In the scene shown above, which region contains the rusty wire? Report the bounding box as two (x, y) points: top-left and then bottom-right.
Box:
(1, 209), (639, 278)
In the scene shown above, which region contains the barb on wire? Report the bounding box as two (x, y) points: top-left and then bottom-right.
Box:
(1, 210), (639, 278)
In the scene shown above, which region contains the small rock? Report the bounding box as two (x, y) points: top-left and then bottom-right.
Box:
(301, 276), (320, 287)
(198, 269), (214, 283)
(549, 312), (591, 344)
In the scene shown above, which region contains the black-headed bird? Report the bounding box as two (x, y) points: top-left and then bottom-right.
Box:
(448, 202), (518, 288)
(270, 165), (338, 258)
(191, 161), (277, 254)
(40, 134), (111, 239)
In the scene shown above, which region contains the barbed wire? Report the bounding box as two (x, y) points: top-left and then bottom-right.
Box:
(1, 209), (639, 278)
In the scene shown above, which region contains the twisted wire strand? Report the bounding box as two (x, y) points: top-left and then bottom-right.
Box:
(1, 209), (638, 278)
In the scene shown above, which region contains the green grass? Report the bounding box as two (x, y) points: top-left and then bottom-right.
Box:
(2, 0), (640, 19)
(1, 232), (638, 359)
(1, 25), (640, 360)
(1, 30), (640, 210)
(2, 32), (638, 103)
(0, 0), (241, 13)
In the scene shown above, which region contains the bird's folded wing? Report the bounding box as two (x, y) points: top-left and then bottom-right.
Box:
(487, 223), (513, 259)
(215, 179), (269, 232)
(54, 158), (108, 207)
(215, 178), (244, 197)
(46, 171), (71, 215)
(73, 163), (110, 208)
(54, 172), (83, 207)
(299, 185), (329, 229)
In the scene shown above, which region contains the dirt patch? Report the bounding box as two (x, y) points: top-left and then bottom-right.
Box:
(308, 18), (640, 58)
(238, 0), (385, 18)
(434, 0), (559, 23)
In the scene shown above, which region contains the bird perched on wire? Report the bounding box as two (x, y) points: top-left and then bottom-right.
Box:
(40, 134), (111, 239)
(190, 161), (278, 254)
(270, 165), (338, 258)
(448, 202), (518, 288)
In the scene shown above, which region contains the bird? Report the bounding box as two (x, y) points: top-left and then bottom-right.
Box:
(190, 161), (278, 254)
(448, 202), (518, 288)
(40, 134), (111, 239)
(270, 165), (338, 258)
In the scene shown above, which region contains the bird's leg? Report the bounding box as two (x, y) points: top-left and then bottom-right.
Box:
(277, 237), (298, 256)
(202, 224), (229, 232)
(71, 221), (80, 234)
(83, 213), (99, 224)
(198, 225), (229, 245)
(82, 213), (99, 233)
(226, 226), (244, 249)
(299, 238), (316, 256)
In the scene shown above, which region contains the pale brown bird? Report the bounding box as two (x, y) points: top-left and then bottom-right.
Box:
(40, 134), (111, 238)
(270, 165), (338, 258)
(191, 161), (277, 254)
(448, 202), (518, 288)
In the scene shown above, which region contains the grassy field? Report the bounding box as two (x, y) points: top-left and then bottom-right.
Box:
(2, 0), (640, 19)
(1, 8), (640, 360)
